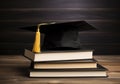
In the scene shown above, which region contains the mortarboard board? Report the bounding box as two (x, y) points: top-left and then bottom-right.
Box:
(21, 21), (96, 51)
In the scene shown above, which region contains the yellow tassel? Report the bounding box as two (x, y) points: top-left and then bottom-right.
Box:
(32, 25), (40, 53)
(32, 22), (56, 53)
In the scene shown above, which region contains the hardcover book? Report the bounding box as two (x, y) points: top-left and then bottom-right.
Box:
(33, 59), (97, 69)
(24, 49), (93, 62)
(29, 64), (108, 77)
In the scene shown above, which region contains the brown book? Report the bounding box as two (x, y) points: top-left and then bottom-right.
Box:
(33, 59), (97, 69)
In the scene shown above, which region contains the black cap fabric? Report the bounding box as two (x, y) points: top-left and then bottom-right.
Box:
(22, 21), (95, 32)
(21, 21), (96, 50)
(40, 21), (95, 33)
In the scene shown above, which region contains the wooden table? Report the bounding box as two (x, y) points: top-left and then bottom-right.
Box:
(0, 55), (120, 84)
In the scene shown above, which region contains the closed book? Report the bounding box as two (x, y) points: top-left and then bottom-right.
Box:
(24, 49), (93, 62)
(33, 59), (97, 69)
(29, 64), (108, 77)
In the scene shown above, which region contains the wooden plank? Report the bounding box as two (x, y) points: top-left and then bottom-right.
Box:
(0, 0), (120, 8)
(109, 72), (120, 78)
(0, 50), (24, 55)
(0, 9), (119, 20)
(0, 8), (119, 11)
(0, 20), (120, 32)
(0, 32), (34, 42)
(0, 55), (120, 84)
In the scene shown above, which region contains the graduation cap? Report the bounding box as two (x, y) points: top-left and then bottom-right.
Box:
(21, 21), (96, 52)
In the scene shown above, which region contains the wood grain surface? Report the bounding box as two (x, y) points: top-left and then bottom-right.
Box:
(0, 55), (120, 84)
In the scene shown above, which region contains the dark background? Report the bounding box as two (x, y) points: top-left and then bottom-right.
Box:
(0, 0), (120, 55)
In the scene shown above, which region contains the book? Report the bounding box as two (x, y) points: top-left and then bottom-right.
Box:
(33, 59), (97, 69)
(24, 49), (93, 62)
(29, 64), (108, 77)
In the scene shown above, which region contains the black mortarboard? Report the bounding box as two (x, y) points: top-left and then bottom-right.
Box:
(21, 21), (96, 51)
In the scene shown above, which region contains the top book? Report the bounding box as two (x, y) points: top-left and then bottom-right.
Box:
(24, 49), (93, 62)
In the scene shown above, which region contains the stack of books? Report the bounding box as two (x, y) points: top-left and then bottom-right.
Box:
(24, 49), (108, 77)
